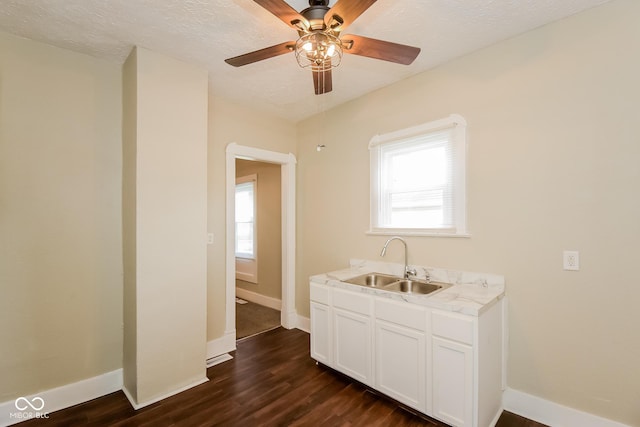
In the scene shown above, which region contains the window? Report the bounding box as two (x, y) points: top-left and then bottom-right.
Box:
(235, 174), (258, 283)
(369, 114), (468, 236)
(235, 175), (256, 258)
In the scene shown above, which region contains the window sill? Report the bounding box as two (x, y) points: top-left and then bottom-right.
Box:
(366, 229), (471, 238)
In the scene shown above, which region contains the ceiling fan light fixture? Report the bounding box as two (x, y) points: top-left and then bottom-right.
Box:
(225, 0), (421, 95)
(291, 19), (310, 32)
(327, 14), (344, 32)
(294, 31), (342, 70)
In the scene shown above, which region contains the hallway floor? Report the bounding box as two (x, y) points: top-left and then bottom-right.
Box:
(235, 298), (281, 339)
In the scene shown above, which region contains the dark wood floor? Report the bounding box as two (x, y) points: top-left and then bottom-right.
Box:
(22, 327), (547, 426)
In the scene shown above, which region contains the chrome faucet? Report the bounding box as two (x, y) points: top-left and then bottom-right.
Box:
(380, 236), (417, 279)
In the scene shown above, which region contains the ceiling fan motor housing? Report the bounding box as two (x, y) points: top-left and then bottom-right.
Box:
(308, 0), (330, 6)
(300, 2), (331, 32)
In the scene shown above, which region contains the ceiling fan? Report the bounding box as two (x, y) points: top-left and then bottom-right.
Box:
(225, 0), (421, 95)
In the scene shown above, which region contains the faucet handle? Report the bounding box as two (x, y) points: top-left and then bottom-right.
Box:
(405, 267), (417, 279)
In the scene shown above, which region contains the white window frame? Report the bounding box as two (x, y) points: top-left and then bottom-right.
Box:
(235, 174), (258, 283)
(368, 114), (469, 237)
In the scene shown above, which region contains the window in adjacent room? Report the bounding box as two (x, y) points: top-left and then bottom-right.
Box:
(369, 114), (468, 237)
(235, 174), (258, 283)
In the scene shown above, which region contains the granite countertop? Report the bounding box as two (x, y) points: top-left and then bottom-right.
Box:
(310, 259), (505, 316)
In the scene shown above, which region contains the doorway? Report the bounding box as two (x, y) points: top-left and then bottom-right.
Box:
(234, 159), (282, 339)
(225, 143), (296, 345)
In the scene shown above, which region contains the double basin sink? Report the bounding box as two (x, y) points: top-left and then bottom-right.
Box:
(343, 273), (448, 296)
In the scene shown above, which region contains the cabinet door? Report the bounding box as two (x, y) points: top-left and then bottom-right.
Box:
(310, 301), (332, 366)
(432, 336), (473, 427)
(333, 308), (373, 386)
(375, 320), (425, 411)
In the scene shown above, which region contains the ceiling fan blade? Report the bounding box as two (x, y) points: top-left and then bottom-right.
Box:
(341, 34), (420, 65)
(324, 0), (377, 33)
(225, 41), (295, 67)
(312, 67), (333, 95)
(254, 0), (310, 31)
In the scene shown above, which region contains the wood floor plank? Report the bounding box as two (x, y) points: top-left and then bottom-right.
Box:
(19, 327), (547, 426)
(496, 411), (550, 427)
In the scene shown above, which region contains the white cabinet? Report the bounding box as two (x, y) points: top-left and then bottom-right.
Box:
(431, 309), (475, 427)
(310, 301), (332, 365)
(309, 280), (504, 427)
(310, 283), (332, 365)
(374, 298), (427, 412)
(430, 302), (504, 427)
(332, 288), (374, 386)
(432, 336), (473, 426)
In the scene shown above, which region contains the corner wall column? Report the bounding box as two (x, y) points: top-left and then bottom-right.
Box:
(122, 47), (208, 408)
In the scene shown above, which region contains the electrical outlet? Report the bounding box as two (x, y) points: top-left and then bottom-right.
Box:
(563, 250), (579, 271)
(207, 233), (214, 245)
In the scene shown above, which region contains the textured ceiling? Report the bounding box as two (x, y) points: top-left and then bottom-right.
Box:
(0, 0), (612, 122)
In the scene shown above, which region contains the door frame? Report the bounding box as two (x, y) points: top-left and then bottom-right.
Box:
(225, 143), (297, 337)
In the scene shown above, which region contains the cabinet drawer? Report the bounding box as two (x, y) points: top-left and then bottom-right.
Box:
(432, 310), (474, 345)
(333, 288), (371, 316)
(375, 298), (426, 331)
(310, 282), (330, 304)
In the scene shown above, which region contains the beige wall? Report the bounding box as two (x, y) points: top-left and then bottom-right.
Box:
(207, 96), (296, 339)
(122, 47), (138, 399)
(0, 32), (123, 400)
(235, 159), (282, 300)
(295, 0), (640, 424)
(122, 47), (208, 405)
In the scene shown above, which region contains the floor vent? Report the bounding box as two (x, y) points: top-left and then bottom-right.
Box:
(206, 353), (233, 368)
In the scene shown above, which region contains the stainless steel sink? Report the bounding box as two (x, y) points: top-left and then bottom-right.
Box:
(383, 279), (445, 295)
(343, 273), (448, 296)
(343, 273), (399, 288)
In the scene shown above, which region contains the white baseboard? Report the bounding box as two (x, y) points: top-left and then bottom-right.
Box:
(123, 377), (208, 410)
(0, 369), (122, 427)
(296, 315), (310, 334)
(206, 331), (236, 360)
(503, 388), (632, 427)
(235, 287), (281, 311)
(281, 308), (297, 330)
(489, 406), (502, 427)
